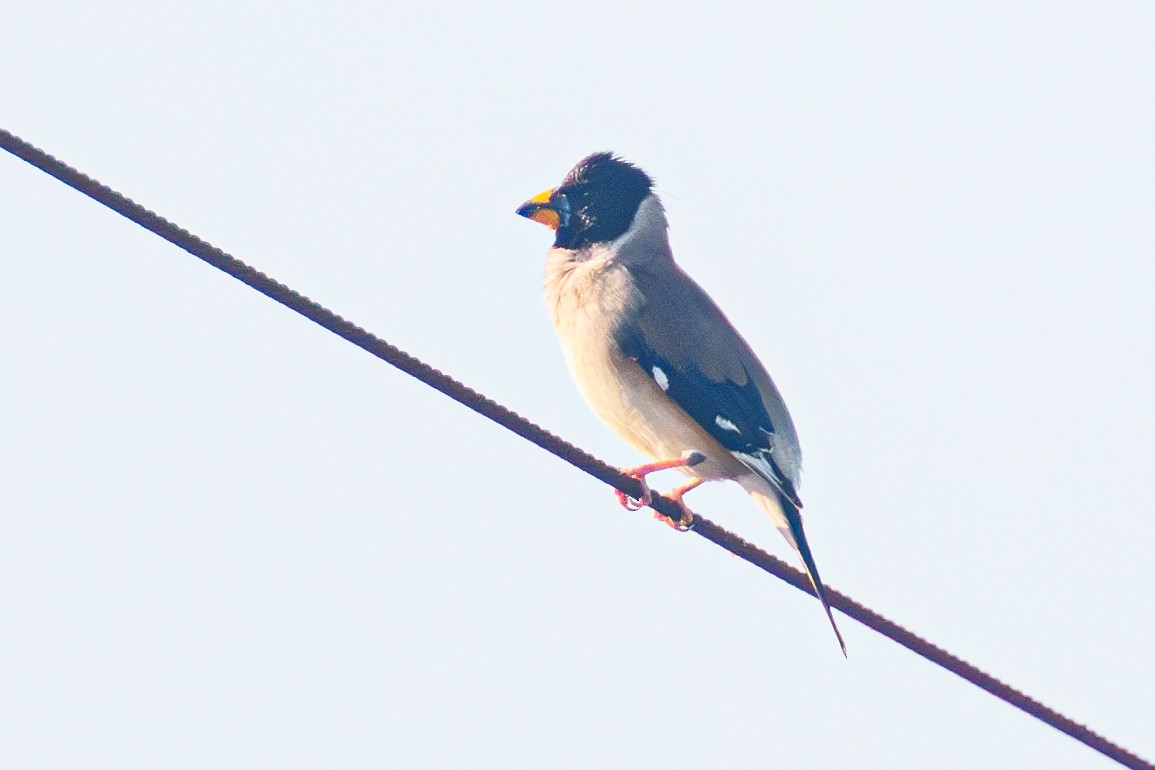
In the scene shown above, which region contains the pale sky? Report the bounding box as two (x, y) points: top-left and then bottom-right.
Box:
(2, 3), (1153, 768)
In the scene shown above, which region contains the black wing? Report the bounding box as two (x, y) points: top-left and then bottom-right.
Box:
(617, 323), (802, 507)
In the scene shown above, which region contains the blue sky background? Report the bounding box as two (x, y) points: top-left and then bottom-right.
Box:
(2, 3), (1153, 768)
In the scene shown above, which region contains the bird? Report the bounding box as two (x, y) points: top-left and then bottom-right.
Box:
(516, 152), (846, 655)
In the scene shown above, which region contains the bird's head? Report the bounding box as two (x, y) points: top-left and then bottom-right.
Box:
(517, 153), (654, 250)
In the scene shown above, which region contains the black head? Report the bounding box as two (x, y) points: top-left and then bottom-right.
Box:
(517, 153), (654, 250)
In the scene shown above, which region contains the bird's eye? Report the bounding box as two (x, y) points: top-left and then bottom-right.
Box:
(551, 191), (572, 230)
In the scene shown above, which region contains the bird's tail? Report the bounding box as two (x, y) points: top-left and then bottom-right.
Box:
(750, 489), (847, 657)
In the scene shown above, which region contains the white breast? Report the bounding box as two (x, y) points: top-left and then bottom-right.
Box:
(543, 244), (742, 483)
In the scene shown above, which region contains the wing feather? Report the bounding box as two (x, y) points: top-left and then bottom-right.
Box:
(616, 263), (803, 500)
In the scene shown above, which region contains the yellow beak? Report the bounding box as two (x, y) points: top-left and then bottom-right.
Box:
(516, 188), (562, 230)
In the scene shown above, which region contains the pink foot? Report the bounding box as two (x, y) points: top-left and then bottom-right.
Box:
(652, 476), (705, 531)
(614, 452), (702, 512)
(615, 476), (651, 511)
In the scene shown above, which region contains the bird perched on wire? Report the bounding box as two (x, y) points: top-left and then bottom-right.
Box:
(517, 153), (845, 655)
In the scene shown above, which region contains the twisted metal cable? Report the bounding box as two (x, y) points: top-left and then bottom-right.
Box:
(2, 127), (1149, 770)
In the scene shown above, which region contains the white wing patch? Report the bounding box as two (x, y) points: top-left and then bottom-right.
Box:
(651, 365), (670, 391)
(734, 449), (787, 490)
(715, 415), (741, 434)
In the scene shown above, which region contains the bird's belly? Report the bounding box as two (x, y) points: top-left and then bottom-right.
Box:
(566, 343), (743, 482)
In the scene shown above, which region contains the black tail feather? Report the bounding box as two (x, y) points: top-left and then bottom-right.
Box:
(778, 490), (847, 657)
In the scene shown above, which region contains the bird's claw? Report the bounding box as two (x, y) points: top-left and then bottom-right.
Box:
(654, 476), (704, 531)
(615, 453), (704, 525)
(652, 505), (695, 532)
(615, 474), (651, 511)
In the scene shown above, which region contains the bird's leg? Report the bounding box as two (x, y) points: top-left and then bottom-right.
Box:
(615, 451), (706, 520)
(651, 476), (705, 531)
(614, 475), (651, 511)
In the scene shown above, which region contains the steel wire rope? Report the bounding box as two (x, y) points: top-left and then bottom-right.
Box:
(2, 127), (1150, 770)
